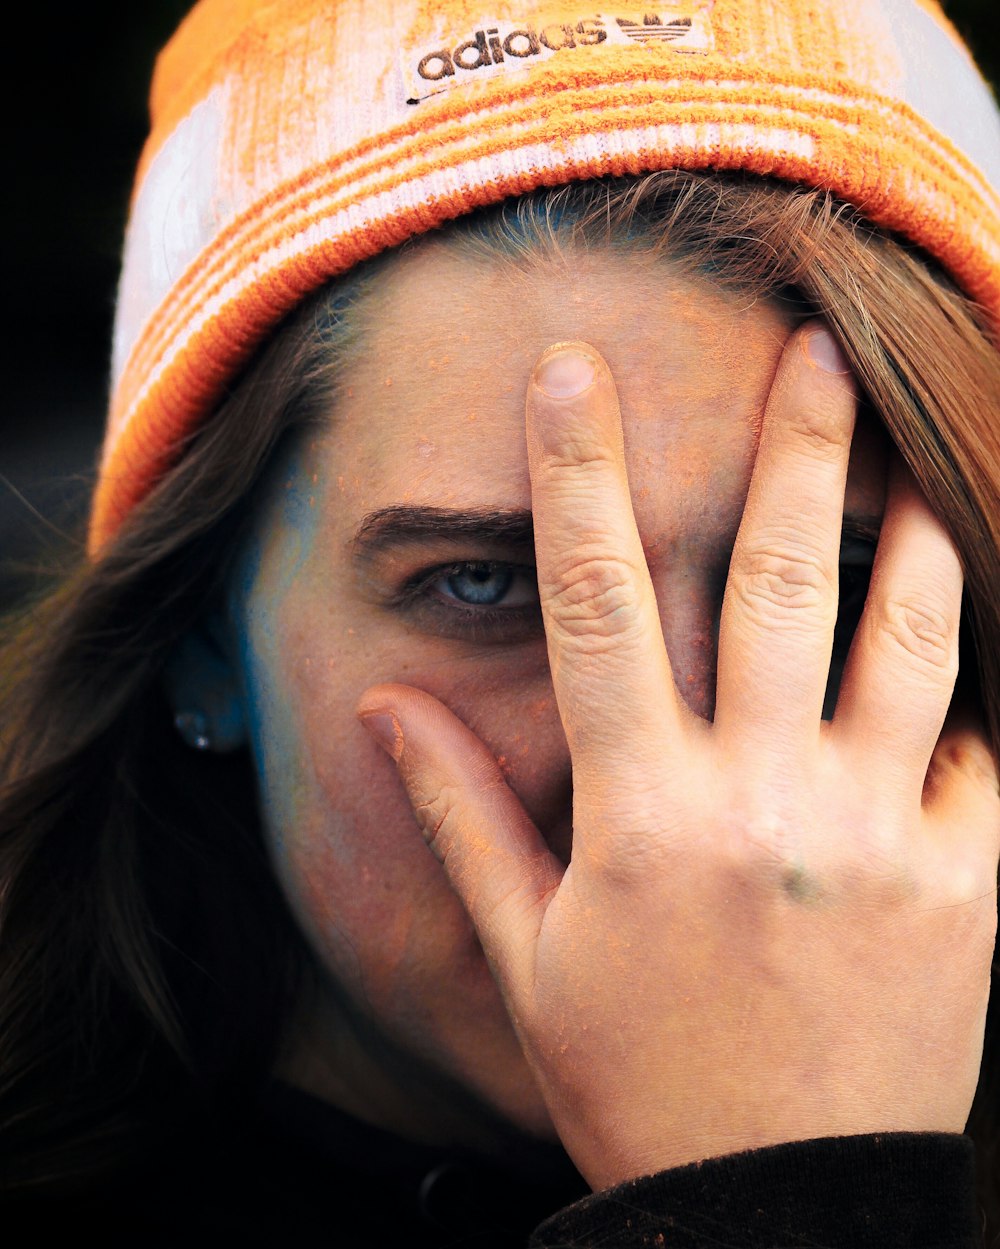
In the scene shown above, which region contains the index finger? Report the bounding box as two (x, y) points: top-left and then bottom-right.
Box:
(525, 343), (689, 816)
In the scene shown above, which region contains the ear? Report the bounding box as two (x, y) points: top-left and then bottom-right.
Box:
(163, 615), (248, 753)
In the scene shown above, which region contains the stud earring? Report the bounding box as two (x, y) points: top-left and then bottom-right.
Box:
(173, 710), (212, 751)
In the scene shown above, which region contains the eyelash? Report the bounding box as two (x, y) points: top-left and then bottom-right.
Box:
(396, 560), (542, 642)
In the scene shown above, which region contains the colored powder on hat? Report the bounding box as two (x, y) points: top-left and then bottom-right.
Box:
(91, 0), (1000, 552)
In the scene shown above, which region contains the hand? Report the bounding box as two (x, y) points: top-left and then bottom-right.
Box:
(357, 324), (1000, 1191)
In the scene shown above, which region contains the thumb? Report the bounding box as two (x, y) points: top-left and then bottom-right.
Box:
(356, 682), (563, 998)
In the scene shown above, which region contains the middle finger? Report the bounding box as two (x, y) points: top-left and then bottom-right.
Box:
(714, 322), (857, 758)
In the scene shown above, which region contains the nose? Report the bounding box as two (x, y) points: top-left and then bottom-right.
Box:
(649, 564), (720, 721)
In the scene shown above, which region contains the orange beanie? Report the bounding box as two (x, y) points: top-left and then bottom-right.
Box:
(91, 0), (1000, 551)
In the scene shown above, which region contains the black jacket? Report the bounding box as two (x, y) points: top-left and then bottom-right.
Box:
(7, 1083), (983, 1247)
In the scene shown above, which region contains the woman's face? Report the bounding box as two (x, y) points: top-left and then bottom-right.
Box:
(222, 240), (889, 1147)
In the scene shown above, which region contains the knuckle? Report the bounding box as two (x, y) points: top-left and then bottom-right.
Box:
(719, 807), (804, 881)
(780, 395), (854, 457)
(412, 783), (463, 860)
(538, 439), (619, 476)
(721, 806), (916, 907)
(803, 401), (854, 450)
(732, 541), (836, 622)
(876, 596), (957, 675)
(542, 548), (641, 643)
(931, 857), (993, 912)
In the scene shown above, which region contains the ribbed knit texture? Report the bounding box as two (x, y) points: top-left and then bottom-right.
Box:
(530, 1132), (982, 1248)
(90, 0), (1000, 551)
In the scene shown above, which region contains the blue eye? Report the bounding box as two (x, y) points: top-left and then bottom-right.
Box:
(440, 562), (513, 605)
(432, 561), (538, 608)
(392, 559), (543, 644)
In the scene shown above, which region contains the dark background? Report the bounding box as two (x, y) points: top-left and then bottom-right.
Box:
(4, 1), (998, 607)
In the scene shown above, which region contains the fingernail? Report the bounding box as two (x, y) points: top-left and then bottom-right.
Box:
(534, 347), (597, 398)
(805, 327), (851, 375)
(359, 709), (404, 761)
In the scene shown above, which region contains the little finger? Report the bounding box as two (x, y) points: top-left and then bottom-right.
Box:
(833, 457), (962, 799)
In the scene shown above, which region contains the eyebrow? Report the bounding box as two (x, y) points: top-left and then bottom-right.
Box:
(351, 504), (884, 565)
(351, 506), (535, 562)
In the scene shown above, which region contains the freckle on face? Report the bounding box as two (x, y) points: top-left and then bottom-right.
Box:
(228, 240), (884, 1145)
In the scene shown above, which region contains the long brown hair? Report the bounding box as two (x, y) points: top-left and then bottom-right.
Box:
(2, 171), (998, 1237)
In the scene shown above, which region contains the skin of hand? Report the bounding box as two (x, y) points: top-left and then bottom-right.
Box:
(357, 323), (1000, 1192)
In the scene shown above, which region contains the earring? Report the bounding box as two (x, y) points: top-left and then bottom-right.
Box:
(173, 710), (212, 751)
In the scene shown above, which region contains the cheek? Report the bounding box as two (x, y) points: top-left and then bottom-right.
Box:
(266, 644), (471, 999)
(260, 588), (571, 1003)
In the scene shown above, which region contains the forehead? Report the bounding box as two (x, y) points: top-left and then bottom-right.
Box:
(318, 241), (797, 545)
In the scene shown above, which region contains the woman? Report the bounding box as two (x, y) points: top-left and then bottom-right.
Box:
(2, 1), (999, 1244)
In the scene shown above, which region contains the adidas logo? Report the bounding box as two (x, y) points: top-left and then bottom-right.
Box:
(404, 10), (714, 102)
(416, 20), (608, 83)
